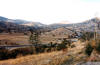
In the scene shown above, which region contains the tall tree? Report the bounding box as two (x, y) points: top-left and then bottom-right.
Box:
(7, 28), (12, 34)
(29, 32), (39, 45)
(29, 27), (41, 45)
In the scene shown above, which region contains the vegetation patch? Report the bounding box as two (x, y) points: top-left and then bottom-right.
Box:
(85, 42), (94, 56)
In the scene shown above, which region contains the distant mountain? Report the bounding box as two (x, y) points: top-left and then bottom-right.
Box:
(20, 22), (45, 27)
(9, 19), (45, 27)
(0, 16), (100, 33)
(0, 16), (8, 21)
(8, 19), (30, 24)
(0, 20), (29, 33)
(71, 17), (100, 32)
(0, 16), (47, 33)
(44, 23), (72, 30)
(43, 17), (100, 33)
(0, 16), (45, 27)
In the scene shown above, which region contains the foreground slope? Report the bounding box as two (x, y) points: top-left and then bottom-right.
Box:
(0, 41), (87, 65)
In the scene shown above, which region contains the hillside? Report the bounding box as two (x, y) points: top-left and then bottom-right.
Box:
(0, 41), (87, 65)
(44, 17), (100, 33)
(40, 27), (72, 43)
(0, 20), (29, 33)
(0, 16), (100, 33)
(0, 16), (100, 44)
(0, 16), (45, 27)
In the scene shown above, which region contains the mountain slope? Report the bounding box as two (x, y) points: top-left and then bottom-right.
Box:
(44, 17), (100, 32)
(0, 16), (8, 21)
(0, 16), (45, 27)
(72, 17), (100, 32)
(0, 16), (100, 33)
(0, 20), (29, 33)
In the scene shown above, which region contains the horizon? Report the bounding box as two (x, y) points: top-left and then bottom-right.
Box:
(0, 0), (100, 24)
(0, 16), (98, 25)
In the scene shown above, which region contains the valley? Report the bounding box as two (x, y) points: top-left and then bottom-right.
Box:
(0, 16), (100, 65)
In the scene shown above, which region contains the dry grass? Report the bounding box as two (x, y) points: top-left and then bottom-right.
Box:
(0, 41), (87, 65)
(0, 33), (68, 44)
(0, 33), (29, 45)
(0, 51), (69, 65)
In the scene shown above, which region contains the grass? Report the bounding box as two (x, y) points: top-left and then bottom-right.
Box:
(0, 33), (29, 45)
(0, 33), (68, 44)
(0, 51), (69, 65)
(0, 41), (87, 65)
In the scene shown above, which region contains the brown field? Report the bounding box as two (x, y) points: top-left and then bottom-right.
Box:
(0, 33), (29, 45)
(0, 32), (69, 45)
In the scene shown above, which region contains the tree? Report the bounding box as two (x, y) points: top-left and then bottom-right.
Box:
(29, 32), (39, 45)
(29, 28), (33, 34)
(7, 28), (12, 34)
(80, 32), (95, 42)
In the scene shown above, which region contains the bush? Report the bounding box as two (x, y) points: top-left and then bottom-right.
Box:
(95, 40), (100, 52)
(85, 43), (94, 56)
(56, 39), (71, 51)
(71, 44), (76, 48)
(57, 43), (67, 50)
(80, 32), (95, 42)
(9, 47), (34, 57)
(0, 47), (35, 60)
(0, 48), (9, 60)
(62, 39), (71, 47)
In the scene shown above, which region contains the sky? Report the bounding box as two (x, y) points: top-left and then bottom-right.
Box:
(0, 0), (100, 24)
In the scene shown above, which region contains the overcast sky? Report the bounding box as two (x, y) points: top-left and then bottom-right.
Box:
(0, 0), (100, 24)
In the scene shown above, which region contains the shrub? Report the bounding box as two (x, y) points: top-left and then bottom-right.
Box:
(80, 32), (95, 42)
(0, 48), (9, 60)
(56, 39), (71, 51)
(85, 43), (94, 56)
(0, 46), (35, 60)
(57, 43), (67, 50)
(24, 32), (28, 35)
(95, 40), (100, 52)
(9, 47), (34, 57)
(61, 39), (71, 47)
(71, 44), (76, 48)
